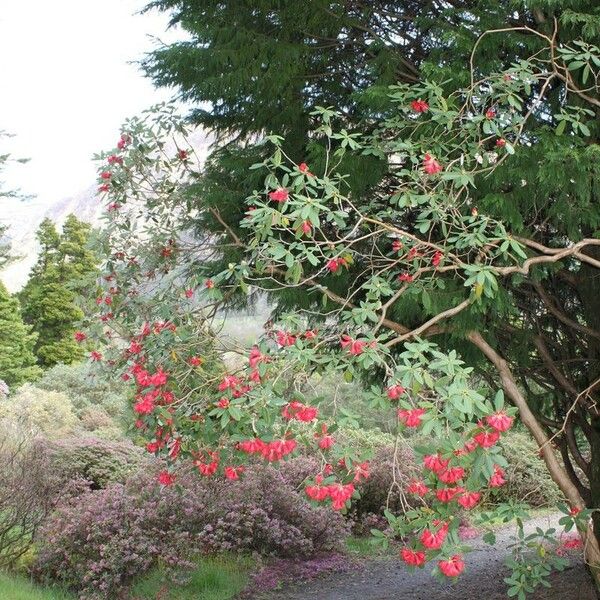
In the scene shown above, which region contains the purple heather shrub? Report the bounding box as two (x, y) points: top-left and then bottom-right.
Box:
(34, 460), (348, 598)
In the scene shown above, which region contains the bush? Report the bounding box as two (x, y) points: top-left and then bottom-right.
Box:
(0, 429), (64, 569)
(35, 362), (127, 423)
(43, 436), (148, 489)
(34, 462), (348, 599)
(0, 385), (77, 439)
(493, 429), (562, 507)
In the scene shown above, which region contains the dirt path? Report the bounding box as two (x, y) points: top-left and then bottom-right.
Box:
(265, 514), (597, 600)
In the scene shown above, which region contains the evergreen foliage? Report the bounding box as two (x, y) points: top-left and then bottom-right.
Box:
(0, 282), (41, 387)
(19, 216), (98, 368)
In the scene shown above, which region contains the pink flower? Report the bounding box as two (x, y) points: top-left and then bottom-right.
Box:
(298, 162), (313, 176)
(157, 471), (176, 486)
(188, 356), (203, 366)
(276, 330), (296, 347)
(281, 401), (318, 422)
(485, 108), (496, 119)
(318, 435), (335, 450)
(100, 171), (112, 180)
(74, 331), (87, 342)
(496, 138), (506, 148)
(184, 288), (194, 298)
(326, 257), (347, 273)
(178, 149), (189, 160)
(401, 548), (426, 566)
(268, 187), (289, 202)
(392, 240), (403, 252)
(134, 395), (155, 415)
(423, 154), (442, 175)
(205, 279), (215, 289)
(486, 411), (513, 432)
(432, 251), (443, 267)
(398, 272), (414, 283)
(411, 99), (429, 113)
(90, 351), (102, 362)
(107, 154), (123, 165)
(340, 335), (368, 356)
(300, 220), (312, 235)
(439, 555), (465, 577)
(98, 183), (110, 193)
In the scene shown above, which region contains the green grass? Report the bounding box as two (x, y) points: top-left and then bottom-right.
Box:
(0, 572), (73, 600)
(129, 554), (255, 600)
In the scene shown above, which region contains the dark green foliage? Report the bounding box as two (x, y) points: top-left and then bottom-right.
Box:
(0, 282), (41, 387)
(19, 216), (98, 368)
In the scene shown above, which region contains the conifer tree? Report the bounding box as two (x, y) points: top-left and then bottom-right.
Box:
(0, 282), (41, 387)
(20, 216), (98, 367)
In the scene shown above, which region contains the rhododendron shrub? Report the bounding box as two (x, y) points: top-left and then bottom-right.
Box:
(86, 36), (600, 594)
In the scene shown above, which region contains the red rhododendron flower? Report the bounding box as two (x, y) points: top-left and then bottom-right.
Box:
(282, 401), (318, 422)
(298, 162), (311, 173)
(178, 149), (188, 160)
(188, 356), (203, 366)
(216, 397), (230, 409)
(438, 466), (465, 484)
(423, 454), (450, 474)
(149, 369), (168, 387)
(485, 108), (496, 119)
(74, 331), (86, 342)
(398, 407), (426, 428)
(100, 171), (112, 180)
(300, 220), (312, 235)
(496, 138), (506, 147)
(432, 251), (443, 267)
(353, 461), (370, 483)
(398, 272), (414, 282)
(318, 434), (335, 450)
(128, 340), (142, 354)
(184, 288), (194, 298)
(107, 154), (123, 165)
(408, 480), (429, 496)
(489, 464), (506, 487)
(436, 486), (464, 503)
(134, 396), (155, 415)
(439, 555), (465, 577)
(411, 99), (429, 113)
(224, 466), (244, 480)
(249, 346), (267, 369)
(340, 335), (370, 356)
(401, 548), (426, 566)
(157, 471), (176, 486)
(276, 330), (296, 347)
(218, 375), (240, 391)
(205, 279), (215, 289)
(420, 523), (448, 549)
(458, 491), (481, 509)
(486, 411), (513, 432)
(392, 239), (403, 252)
(90, 351), (102, 362)
(306, 484), (330, 502)
(474, 429), (500, 448)
(197, 460), (218, 476)
(387, 384), (405, 400)
(268, 187), (289, 202)
(326, 257), (347, 273)
(327, 482), (355, 510)
(423, 153), (442, 175)
(98, 183), (110, 192)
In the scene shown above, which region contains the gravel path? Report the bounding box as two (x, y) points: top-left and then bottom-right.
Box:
(265, 514), (597, 600)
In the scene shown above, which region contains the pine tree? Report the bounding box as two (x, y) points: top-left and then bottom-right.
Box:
(20, 216), (98, 368)
(0, 282), (41, 387)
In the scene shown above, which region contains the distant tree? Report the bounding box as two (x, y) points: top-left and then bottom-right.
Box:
(0, 281), (41, 387)
(20, 215), (98, 368)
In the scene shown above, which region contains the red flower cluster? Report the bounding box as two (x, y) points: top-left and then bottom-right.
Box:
(411, 99), (429, 113)
(282, 401), (318, 422)
(74, 331), (87, 342)
(305, 481), (356, 510)
(326, 257), (348, 273)
(423, 154), (442, 175)
(386, 384), (405, 400)
(439, 555), (465, 577)
(397, 407), (426, 428)
(341, 335), (375, 356)
(237, 437), (297, 462)
(401, 548), (426, 566)
(268, 187), (289, 202)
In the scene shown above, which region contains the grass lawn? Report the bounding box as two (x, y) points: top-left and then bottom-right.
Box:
(129, 554), (255, 600)
(0, 572), (73, 600)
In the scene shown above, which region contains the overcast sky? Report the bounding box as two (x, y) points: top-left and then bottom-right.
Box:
(0, 0), (185, 205)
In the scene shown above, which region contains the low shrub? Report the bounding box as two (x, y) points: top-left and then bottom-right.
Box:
(34, 462), (348, 599)
(43, 436), (148, 489)
(0, 385), (77, 439)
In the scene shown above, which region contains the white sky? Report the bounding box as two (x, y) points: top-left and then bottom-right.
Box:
(0, 0), (186, 205)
